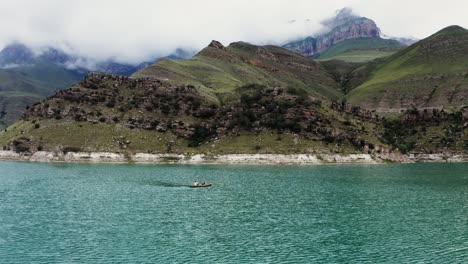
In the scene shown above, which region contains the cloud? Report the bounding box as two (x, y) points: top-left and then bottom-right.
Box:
(0, 0), (467, 64)
(0, 63), (23, 69)
(63, 58), (98, 71)
(321, 7), (357, 28)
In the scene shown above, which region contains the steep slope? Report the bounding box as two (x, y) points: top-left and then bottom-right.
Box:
(132, 41), (342, 102)
(346, 25), (468, 110)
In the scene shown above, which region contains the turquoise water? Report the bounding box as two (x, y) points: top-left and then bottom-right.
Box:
(0, 162), (467, 263)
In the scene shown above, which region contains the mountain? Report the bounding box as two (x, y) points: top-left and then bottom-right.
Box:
(0, 43), (154, 75)
(0, 46), (86, 129)
(0, 72), (403, 156)
(0, 71), (464, 158)
(0, 43), (149, 129)
(0, 43), (194, 129)
(132, 40), (341, 102)
(346, 25), (468, 110)
(1, 30), (466, 157)
(283, 8), (406, 62)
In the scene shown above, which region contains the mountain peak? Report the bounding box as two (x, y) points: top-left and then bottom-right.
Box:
(283, 8), (382, 57)
(0, 43), (35, 66)
(195, 40), (230, 58)
(436, 25), (467, 35)
(0, 43), (72, 67)
(227, 41), (255, 49)
(420, 25), (468, 47)
(336, 7), (355, 18)
(208, 40), (225, 49)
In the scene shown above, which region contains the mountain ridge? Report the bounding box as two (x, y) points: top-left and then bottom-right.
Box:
(346, 25), (468, 110)
(132, 40), (342, 102)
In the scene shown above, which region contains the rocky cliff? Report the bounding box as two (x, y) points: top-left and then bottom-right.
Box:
(284, 8), (382, 57)
(315, 18), (380, 52)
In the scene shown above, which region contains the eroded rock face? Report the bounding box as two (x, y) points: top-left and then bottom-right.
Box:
(315, 18), (380, 52)
(284, 15), (381, 57)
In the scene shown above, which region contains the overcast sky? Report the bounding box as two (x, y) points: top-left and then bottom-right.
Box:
(0, 0), (467, 63)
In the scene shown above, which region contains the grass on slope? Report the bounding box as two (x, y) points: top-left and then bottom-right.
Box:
(318, 50), (396, 63)
(346, 26), (468, 109)
(0, 120), (178, 153)
(0, 119), (367, 155)
(316, 38), (404, 62)
(132, 42), (341, 102)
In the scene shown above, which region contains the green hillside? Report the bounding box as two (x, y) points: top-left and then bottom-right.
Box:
(2, 72), (465, 157)
(346, 26), (468, 110)
(0, 73), (396, 156)
(0, 63), (84, 128)
(132, 41), (342, 102)
(316, 38), (405, 62)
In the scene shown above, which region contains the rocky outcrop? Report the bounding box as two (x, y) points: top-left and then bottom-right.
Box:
(208, 40), (225, 49)
(331, 100), (374, 119)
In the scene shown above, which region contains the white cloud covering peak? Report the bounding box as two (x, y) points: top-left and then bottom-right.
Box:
(0, 0), (467, 63)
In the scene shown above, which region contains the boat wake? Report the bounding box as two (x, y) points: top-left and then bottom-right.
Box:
(145, 180), (190, 188)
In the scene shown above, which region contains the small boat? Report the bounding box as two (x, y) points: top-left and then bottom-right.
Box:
(190, 183), (212, 188)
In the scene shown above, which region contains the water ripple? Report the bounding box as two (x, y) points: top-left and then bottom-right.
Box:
(0, 162), (466, 263)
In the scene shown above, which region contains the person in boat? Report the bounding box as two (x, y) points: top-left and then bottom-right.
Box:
(193, 181), (199, 186)
(201, 180), (206, 185)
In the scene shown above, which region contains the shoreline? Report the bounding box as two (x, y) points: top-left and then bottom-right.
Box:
(0, 151), (466, 165)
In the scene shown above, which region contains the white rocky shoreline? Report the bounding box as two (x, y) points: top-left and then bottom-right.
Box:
(0, 150), (466, 165)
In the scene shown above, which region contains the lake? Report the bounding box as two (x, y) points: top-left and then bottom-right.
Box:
(0, 162), (467, 263)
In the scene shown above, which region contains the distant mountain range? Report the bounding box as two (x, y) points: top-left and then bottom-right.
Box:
(0, 43), (193, 75)
(0, 43), (194, 129)
(283, 8), (414, 62)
